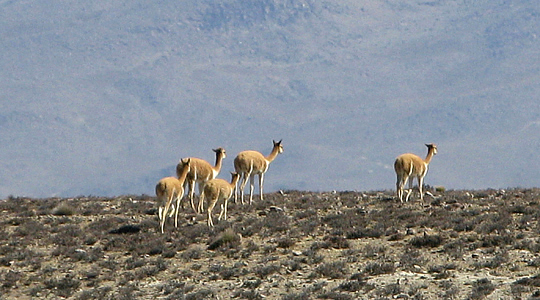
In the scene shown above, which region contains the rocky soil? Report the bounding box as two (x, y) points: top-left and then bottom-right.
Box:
(1, 188), (540, 299)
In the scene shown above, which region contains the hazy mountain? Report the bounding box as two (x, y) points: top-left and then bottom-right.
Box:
(1, 0), (539, 198)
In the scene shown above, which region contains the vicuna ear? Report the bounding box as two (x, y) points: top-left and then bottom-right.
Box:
(274, 139), (282, 145)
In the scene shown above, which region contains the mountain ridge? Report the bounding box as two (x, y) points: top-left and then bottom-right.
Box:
(0, 0), (539, 198)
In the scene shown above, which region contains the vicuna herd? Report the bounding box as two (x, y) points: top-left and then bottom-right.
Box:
(156, 140), (437, 232)
(156, 140), (284, 232)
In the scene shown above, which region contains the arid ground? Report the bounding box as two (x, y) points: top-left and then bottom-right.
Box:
(1, 188), (540, 299)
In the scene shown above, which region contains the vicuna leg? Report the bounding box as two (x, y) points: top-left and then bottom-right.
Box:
(187, 180), (197, 213)
(397, 175), (409, 202)
(249, 174), (256, 204)
(197, 183), (206, 214)
(218, 202), (226, 221)
(160, 191), (175, 233)
(258, 173), (264, 202)
(239, 173), (250, 205)
(418, 176), (424, 201)
(207, 196), (218, 227)
(396, 177), (402, 202)
(174, 192), (183, 228)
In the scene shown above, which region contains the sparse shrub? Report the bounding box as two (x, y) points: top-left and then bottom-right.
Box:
(318, 291), (353, 300)
(44, 274), (81, 298)
(474, 251), (508, 269)
(51, 224), (82, 246)
(377, 283), (402, 297)
(125, 256), (145, 270)
(297, 216), (320, 235)
(160, 279), (185, 296)
(1, 270), (22, 289)
(470, 278), (495, 299)
(362, 245), (387, 258)
(116, 283), (137, 300)
(315, 261), (348, 279)
(363, 261), (395, 276)
(262, 211), (291, 234)
(475, 234), (514, 248)
(220, 266), (242, 280)
(474, 212), (511, 234)
(435, 186), (446, 192)
(185, 288), (215, 300)
(241, 279), (262, 289)
(52, 203), (76, 216)
(410, 233), (444, 248)
(235, 217), (263, 237)
(322, 211), (365, 230)
(438, 280), (459, 299)
(514, 274), (540, 287)
(254, 264), (281, 278)
(77, 286), (113, 300)
(277, 236), (296, 248)
(346, 226), (383, 239)
(302, 248), (324, 265)
(232, 289), (264, 300)
(310, 241), (329, 251)
(283, 259), (302, 272)
(109, 224), (141, 234)
(12, 219), (45, 238)
(295, 208), (318, 219)
(162, 249), (176, 258)
(181, 247), (204, 261)
(527, 258), (540, 267)
(137, 265), (165, 281)
(429, 264), (455, 280)
(324, 235), (350, 249)
(208, 228), (241, 251)
(282, 292), (311, 300)
(86, 216), (126, 233)
(387, 227), (405, 241)
(262, 244), (277, 254)
(337, 279), (366, 292)
(182, 224), (210, 243)
(400, 248), (425, 270)
(241, 240), (259, 258)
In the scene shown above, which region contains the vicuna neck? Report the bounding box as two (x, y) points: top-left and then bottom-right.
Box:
(178, 166), (190, 182)
(213, 152), (224, 171)
(424, 148), (435, 165)
(266, 146), (281, 162)
(231, 176), (240, 186)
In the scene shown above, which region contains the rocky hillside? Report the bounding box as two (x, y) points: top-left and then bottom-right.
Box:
(1, 188), (540, 299)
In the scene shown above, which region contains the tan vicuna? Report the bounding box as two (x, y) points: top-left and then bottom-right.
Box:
(201, 172), (240, 227)
(234, 140), (283, 204)
(155, 158), (191, 233)
(176, 148), (226, 214)
(394, 144), (438, 202)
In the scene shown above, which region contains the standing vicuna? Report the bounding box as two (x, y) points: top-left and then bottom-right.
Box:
(234, 140), (284, 204)
(176, 147), (226, 214)
(155, 158), (191, 233)
(201, 172), (240, 227)
(394, 144), (438, 202)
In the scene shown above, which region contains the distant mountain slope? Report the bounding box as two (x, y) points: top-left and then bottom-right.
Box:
(0, 0), (539, 198)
